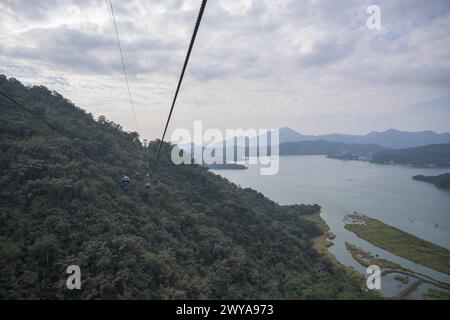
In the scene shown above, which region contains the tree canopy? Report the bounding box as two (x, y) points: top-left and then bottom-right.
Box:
(0, 75), (370, 299)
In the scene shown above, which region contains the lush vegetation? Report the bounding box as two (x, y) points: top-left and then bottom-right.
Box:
(345, 215), (450, 275)
(280, 204), (321, 216)
(345, 242), (401, 269)
(426, 289), (450, 300)
(303, 213), (328, 233)
(371, 144), (450, 167)
(206, 163), (247, 170)
(303, 214), (340, 265)
(0, 75), (371, 299)
(413, 173), (450, 190)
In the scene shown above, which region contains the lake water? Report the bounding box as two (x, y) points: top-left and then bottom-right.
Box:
(211, 155), (450, 285)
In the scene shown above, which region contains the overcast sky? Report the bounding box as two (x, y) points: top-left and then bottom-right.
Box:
(1, 0), (450, 140)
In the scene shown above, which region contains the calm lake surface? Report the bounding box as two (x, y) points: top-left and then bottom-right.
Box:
(211, 155), (450, 284)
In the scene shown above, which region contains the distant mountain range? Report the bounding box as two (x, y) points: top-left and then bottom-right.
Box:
(176, 127), (450, 168)
(279, 127), (450, 149)
(178, 127), (450, 151)
(279, 140), (385, 156)
(180, 140), (386, 161)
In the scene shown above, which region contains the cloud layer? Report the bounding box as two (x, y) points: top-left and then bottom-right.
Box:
(1, 0), (450, 138)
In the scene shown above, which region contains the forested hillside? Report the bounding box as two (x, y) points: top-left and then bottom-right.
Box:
(371, 144), (450, 167)
(0, 75), (369, 299)
(413, 173), (450, 190)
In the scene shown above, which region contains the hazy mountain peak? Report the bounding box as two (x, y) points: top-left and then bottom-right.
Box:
(280, 127), (450, 149)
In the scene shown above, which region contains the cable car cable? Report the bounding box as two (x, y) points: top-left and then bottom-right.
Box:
(149, 0), (208, 179)
(0, 89), (93, 167)
(109, 0), (139, 133)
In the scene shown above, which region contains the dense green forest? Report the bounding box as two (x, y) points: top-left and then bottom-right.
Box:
(0, 75), (371, 299)
(206, 163), (248, 170)
(413, 173), (450, 190)
(371, 144), (450, 167)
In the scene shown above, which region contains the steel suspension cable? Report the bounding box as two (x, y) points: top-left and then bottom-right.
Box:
(149, 0), (208, 179)
(0, 89), (93, 166)
(109, 0), (139, 133)
(0, 90), (58, 131)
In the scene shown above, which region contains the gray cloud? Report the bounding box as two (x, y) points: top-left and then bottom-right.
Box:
(1, 0), (450, 138)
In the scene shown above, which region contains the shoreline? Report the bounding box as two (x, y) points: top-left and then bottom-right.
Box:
(303, 212), (367, 287)
(344, 241), (450, 299)
(308, 212), (450, 299)
(344, 213), (450, 275)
